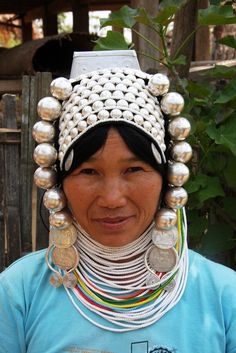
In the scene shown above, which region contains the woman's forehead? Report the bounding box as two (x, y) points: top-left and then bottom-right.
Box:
(86, 128), (138, 162)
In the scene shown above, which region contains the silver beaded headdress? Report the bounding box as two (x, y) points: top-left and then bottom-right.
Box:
(32, 50), (192, 289)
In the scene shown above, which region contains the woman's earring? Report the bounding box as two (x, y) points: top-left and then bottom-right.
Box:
(33, 77), (79, 288)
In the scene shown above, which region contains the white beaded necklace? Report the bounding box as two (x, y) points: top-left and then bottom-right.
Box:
(64, 211), (188, 332)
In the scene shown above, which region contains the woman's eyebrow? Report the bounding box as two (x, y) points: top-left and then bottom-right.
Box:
(86, 155), (141, 163)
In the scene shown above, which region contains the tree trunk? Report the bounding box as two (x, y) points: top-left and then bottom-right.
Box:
(195, 0), (210, 61)
(131, 0), (160, 73)
(170, 0), (198, 78)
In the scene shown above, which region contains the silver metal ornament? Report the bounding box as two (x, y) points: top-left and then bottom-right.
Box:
(37, 97), (61, 121)
(148, 73), (170, 96)
(168, 117), (191, 140)
(155, 208), (177, 229)
(161, 92), (184, 116)
(43, 188), (67, 212)
(34, 167), (57, 189)
(171, 141), (193, 163)
(152, 227), (178, 249)
(50, 77), (73, 100)
(168, 162), (190, 186)
(33, 143), (57, 167)
(49, 209), (73, 229)
(32, 121), (55, 143)
(165, 187), (188, 209)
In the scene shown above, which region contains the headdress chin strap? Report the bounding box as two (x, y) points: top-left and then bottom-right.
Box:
(32, 51), (192, 295)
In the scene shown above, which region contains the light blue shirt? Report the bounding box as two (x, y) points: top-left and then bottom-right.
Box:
(0, 249), (236, 353)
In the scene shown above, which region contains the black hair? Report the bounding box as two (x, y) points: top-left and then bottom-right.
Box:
(59, 122), (167, 184)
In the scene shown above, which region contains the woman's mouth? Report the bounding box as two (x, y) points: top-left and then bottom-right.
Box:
(93, 216), (133, 230)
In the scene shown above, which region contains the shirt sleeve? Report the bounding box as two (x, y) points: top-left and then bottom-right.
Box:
(0, 274), (27, 353)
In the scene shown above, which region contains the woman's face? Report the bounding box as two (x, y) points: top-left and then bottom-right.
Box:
(63, 128), (163, 247)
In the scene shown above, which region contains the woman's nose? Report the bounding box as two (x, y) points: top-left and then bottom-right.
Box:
(97, 178), (127, 209)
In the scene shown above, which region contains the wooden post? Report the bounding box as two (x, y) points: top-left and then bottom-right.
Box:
(131, 0), (160, 72)
(72, 1), (89, 33)
(2, 94), (21, 265)
(42, 5), (58, 36)
(170, 0), (198, 78)
(20, 76), (33, 255)
(21, 16), (33, 42)
(0, 104), (5, 271)
(195, 0), (210, 61)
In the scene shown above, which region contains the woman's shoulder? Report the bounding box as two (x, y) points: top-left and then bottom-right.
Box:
(188, 249), (236, 289)
(1, 249), (47, 275)
(0, 250), (49, 292)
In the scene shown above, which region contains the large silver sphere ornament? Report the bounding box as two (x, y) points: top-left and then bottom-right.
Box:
(168, 117), (191, 140)
(34, 167), (57, 189)
(50, 77), (73, 100)
(165, 187), (188, 209)
(161, 92), (184, 116)
(49, 209), (73, 229)
(155, 208), (177, 229)
(168, 162), (190, 187)
(148, 73), (170, 96)
(32, 121), (55, 143)
(43, 188), (67, 212)
(171, 141), (193, 163)
(37, 97), (61, 121)
(33, 143), (57, 167)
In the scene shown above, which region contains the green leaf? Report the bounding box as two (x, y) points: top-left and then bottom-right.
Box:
(135, 8), (152, 26)
(206, 117), (236, 156)
(197, 176), (225, 203)
(187, 81), (213, 98)
(155, 0), (187, 25)
(223, 155), (236, 188)
(223, 197), (236, 221)
(198, 5), (236, 25)
(214, 78), (236, 104)
(93, 31), (129, 51)
(200, 223), (235, 255)
(210, 0), (221, 4)
(217, 35), (236, 49)
(168, 54), (186, 66)
(200, 65), (236, 79)
(100, 6), (139, 29)
(187, 210), (208, 239)
(154, 6), (178, 25)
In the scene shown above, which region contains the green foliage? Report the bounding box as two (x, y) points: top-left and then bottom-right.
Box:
(217, 35), (236, 50)
(94, 31), (129, 51)
(198, 5), (236, 25)
(93, 4), (236, 266)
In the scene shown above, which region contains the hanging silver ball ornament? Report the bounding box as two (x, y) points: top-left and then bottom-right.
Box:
(165, 187), (188, 209)
(33, 143), (57, 167)
(155, 208), (177, 229)
(50, 77), (73, 100)
(161, 92), (184, 116)
(148, 74), (170, 96)
(168, 117), (191, 140)
(43, 188), (67, 212)
(34, 167), (57, 189)
(49, 209), (73, 229)
(171, 141), (193, 163)
(37, 97), (61, 121)
(32, 120), (55, 143)
(168, 162), (190, 186)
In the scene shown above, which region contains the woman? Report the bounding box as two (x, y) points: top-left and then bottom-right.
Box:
(0, 52), (235, 353)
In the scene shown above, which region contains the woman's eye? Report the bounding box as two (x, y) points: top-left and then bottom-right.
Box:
(126, 166), (143, 173)
(80, 168), (97, 175)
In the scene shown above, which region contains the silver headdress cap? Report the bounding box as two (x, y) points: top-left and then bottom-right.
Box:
(56, 50), (169, 172)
